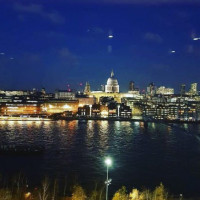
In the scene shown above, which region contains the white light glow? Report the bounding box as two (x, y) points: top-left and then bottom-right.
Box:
(193, 37), (200, 41)
(105, 157), (112, 166)
(101, 110), (108, 117)
(49, 104), (53, 109)
(63, 104), (71, 109)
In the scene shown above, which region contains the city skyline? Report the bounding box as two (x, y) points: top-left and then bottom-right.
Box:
(0, 69), (198, 94)
(0, 1), (200, 92)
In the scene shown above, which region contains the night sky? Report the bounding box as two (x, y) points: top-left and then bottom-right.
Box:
(0, 0), (200, 92)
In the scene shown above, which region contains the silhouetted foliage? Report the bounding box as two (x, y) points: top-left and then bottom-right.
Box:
(0, 175), (183, 200)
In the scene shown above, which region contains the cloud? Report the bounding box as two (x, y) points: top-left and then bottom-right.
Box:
(185, 45), (200, 56)
(58, 48), (79, 66)
(14, 3), (65, 24)
(144, 32), (163, 43)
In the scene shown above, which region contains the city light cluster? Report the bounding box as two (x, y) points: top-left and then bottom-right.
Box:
(0, 72), (199, 122)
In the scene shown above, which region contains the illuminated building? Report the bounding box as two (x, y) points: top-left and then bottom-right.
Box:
(91, 104), (101, 117)
(0, 90), (30, 96)
(101, 85), (105, 92)
(108, 104), (117, 117)
(156, 86), (174, 95)
(42, 100), (79, 114)
(91, 92), (122, 103)
(78, 104), (108, 117)
(100, 105), (109, 117)
(55, 90), (75, 99)
(128, 81), (140, 95)
(76, 96), (96, 107)
(89, 71), (142, 103)
(121, 96), (143, 116)
(168, 105), (179, 119)
(178, 102), (197, 121)
(129, 81), (135, 91)
(1, 102), (41, 115)
(105, 70), (119, 93)
(78, 105), (90, 116)
(78, 101), (132, 118)
(118, 103), (132, 118)
(0, 95), (43, 115)
(140, 94), (200, 121)
(188, 83), (198, 95)
(147, 82), (156, 96)
(148, 104), (167, 120)
(41, 88), (46, 94)
(0, 95), (12, 103)
(84, 82), (91, 94)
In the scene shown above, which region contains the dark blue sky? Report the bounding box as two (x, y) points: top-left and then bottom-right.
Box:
(0, 0), (200, 92)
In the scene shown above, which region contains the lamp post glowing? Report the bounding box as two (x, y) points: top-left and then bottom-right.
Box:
(105, 157), (112, 200)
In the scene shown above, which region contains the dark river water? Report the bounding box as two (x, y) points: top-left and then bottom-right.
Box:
(0, 120), (200, 197)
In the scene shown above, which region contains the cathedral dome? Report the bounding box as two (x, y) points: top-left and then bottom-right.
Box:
(105, 70), (119, 93)
(107, 77), (118, 86)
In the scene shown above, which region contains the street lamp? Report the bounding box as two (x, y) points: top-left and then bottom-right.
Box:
(105, 157), (112, 200)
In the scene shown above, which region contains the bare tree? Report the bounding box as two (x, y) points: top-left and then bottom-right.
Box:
(52, 179), (58, 200)
(63, 176), (67, 197)
(38, 177), (50, 200)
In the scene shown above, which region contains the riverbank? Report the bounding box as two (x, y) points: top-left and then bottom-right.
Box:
(0, 116), (52, 121)
(0, 115), (200, 124)
(50, 115), (200, 124)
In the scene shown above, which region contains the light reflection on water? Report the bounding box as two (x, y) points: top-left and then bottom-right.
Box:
(0, 120), (200, 197)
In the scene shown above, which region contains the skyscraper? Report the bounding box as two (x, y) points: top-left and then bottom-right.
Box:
(189, 83), (198, 95)
(147, 82), (156, 96)
(180, 84), (186, 95)
(129, 81), (135, 91)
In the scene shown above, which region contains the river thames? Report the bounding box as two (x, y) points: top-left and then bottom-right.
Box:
(0, 120), (200, 197)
